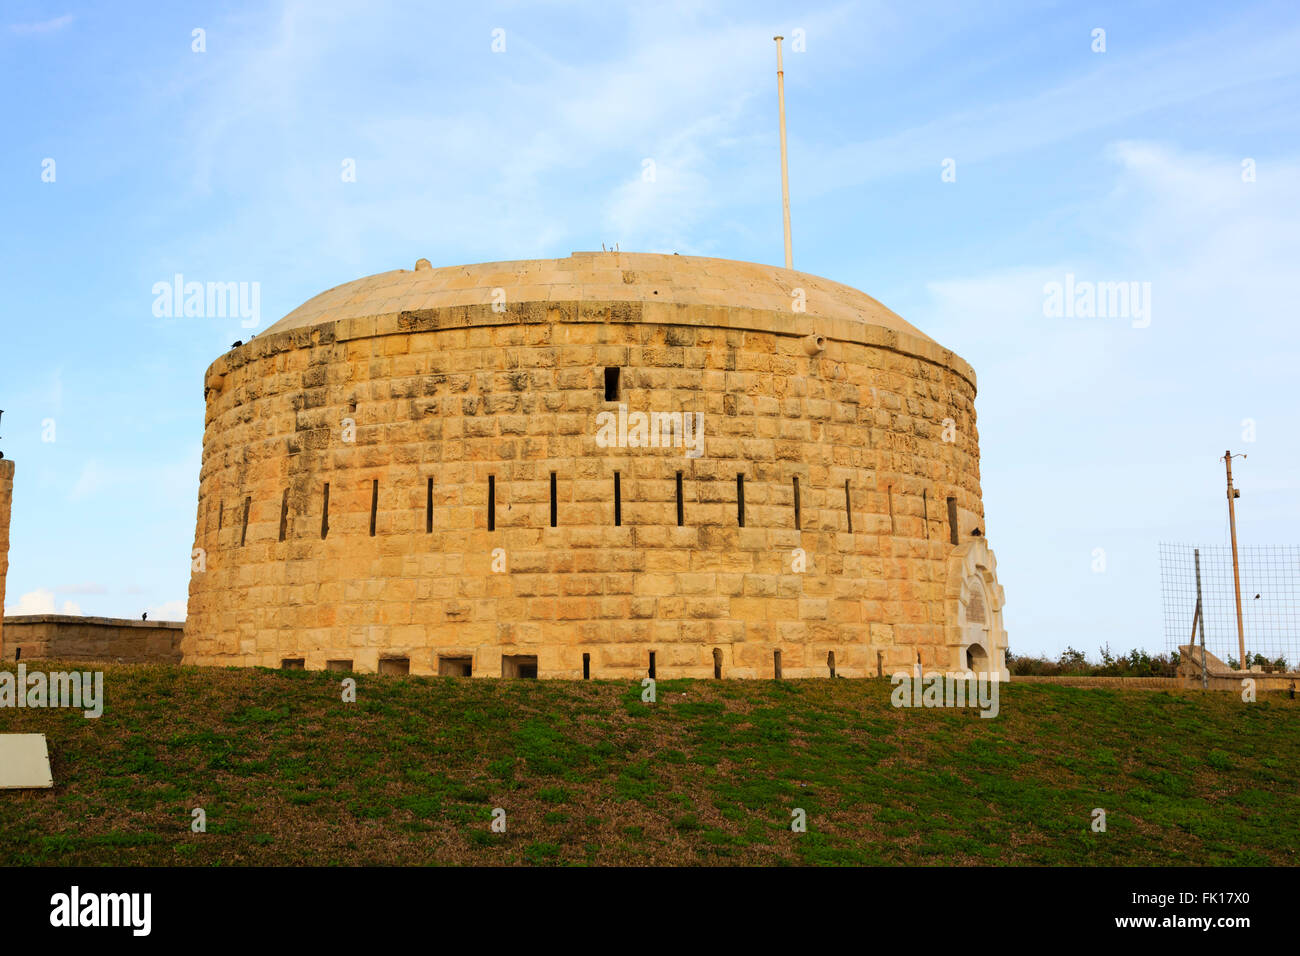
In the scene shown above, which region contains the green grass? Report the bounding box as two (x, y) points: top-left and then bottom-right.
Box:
(1, 661), (1296, 866)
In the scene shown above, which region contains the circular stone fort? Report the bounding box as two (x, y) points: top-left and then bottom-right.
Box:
(183, 252), (1007, 680)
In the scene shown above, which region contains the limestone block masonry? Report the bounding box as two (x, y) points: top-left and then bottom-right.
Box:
(0, 459), (12, 658)
(183, 252), (1009, 679)
(2, 615), (184, 664)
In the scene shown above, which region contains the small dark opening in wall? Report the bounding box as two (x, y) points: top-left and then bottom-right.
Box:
(218, 500), (224, 531)
(946, 496), (959, 546)
(438, 656), (473, 677)
(614, 472), (622, 526)
(582, 653), (590, 680)
(279, 488), (289, 542)
(888, 486), (896, 534)
(281, 658), (304, 670)
(648, 651), (656, 678)
(773, 649), (783, 680)
(736, 474), (745, 527)
(922, 488), (929, 539)
(325, 659), (352, 672)
(426, 477), (434, 533)
(488, 475), (496, 531)
(604, 367), (620, 401)
(828, 650), (836, 678)
(369, 479), (379, 536)
(792, 476), (802, 530)
(844, 480), (853, 533)
(502, 654), (538, 679)
(378, 657), (410, 676)
(713, 648), (722, 679)
(676, 471), (684, 527)
(321, 482), (330, 539)
(240, 496), (250, 546)
(550, 472), (558, 528)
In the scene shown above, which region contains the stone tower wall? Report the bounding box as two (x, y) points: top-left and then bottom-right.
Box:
(183, 292), (989, 679)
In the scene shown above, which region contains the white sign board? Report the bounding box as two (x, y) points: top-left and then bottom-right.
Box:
(0, 734), (54, 788)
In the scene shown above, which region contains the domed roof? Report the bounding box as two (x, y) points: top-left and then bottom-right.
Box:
(262, 251), (935, 344)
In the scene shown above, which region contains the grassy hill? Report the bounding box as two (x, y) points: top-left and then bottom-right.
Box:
(1, 662), (1296, 866)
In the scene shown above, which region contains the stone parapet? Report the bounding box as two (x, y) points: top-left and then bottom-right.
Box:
(3, 614), (185, 664)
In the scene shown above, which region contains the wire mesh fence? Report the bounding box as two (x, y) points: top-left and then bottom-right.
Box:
(1160, 543), (1300, 670)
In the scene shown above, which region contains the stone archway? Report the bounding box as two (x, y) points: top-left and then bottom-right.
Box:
(962, 574), (991, 669)
(944, 538), (1009, 680)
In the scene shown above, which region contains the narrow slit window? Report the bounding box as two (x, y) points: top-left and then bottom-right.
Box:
(828, 650), (836, 678)
(279, 488), (289, 542)
(947, 496), (959, 545)
(736, 474), (745, 527)
(240, 496), (250, 546)
(792, 476), (801, 530)
(321, 482), (330, 539)
(426, 477), (434, 533)
(773, 649), (783, 680)
(369, 479), (379, 537)
(604, 366), (620, 401)
(550, 472), (558, 528)
(582, 653), (590, 680)
(218, 500), (224, 531)
(675, 471), (684, 527)
(488, 475), (496, 532)
(888, 486), (896, 534)
(648, 650), (656, 678)
(713, 648), (722, 680)
(922, 488), (929, 539)
(614, 472), (622, 526)
(844, 480), (853, 533)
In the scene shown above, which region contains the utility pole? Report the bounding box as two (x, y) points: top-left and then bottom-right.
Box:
(1194, 548), (1208, 689)
(1223, 450), (1247, 670)
(773, 36), (793, 270)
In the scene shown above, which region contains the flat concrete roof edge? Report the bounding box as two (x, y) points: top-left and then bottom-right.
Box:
(3, 614), (185, 629)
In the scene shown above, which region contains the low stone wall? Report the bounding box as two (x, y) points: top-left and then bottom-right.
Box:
(1, 614), (184, 664)
(1012, 675), (1182, 690)
(1191, 672), (1298, 693)
(1175, 644), (1300, 693)
(1014, 673), (1299, 693)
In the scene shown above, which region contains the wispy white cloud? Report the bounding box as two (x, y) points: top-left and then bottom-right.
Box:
(10, 14), (73, 35)
(914, 140), (1300, 656)
(157, 0), (856, 269)
(5, 588), (80, 615)
(69, 446), (200, 503)
(56, 582), (108, 595)
(145, 599), (187, 621)
(799, 17), (1300, 196)
(69, 459), (107, 501)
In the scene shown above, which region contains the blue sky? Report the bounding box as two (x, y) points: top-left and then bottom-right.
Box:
(1, 0), (1297, 660)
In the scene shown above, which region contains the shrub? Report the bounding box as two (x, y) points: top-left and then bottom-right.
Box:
(1007, 646), (1178, 678)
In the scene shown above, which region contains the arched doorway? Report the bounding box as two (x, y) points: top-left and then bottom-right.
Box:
(943, 538), (1009, 680)
(963, 575), (991, 672)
